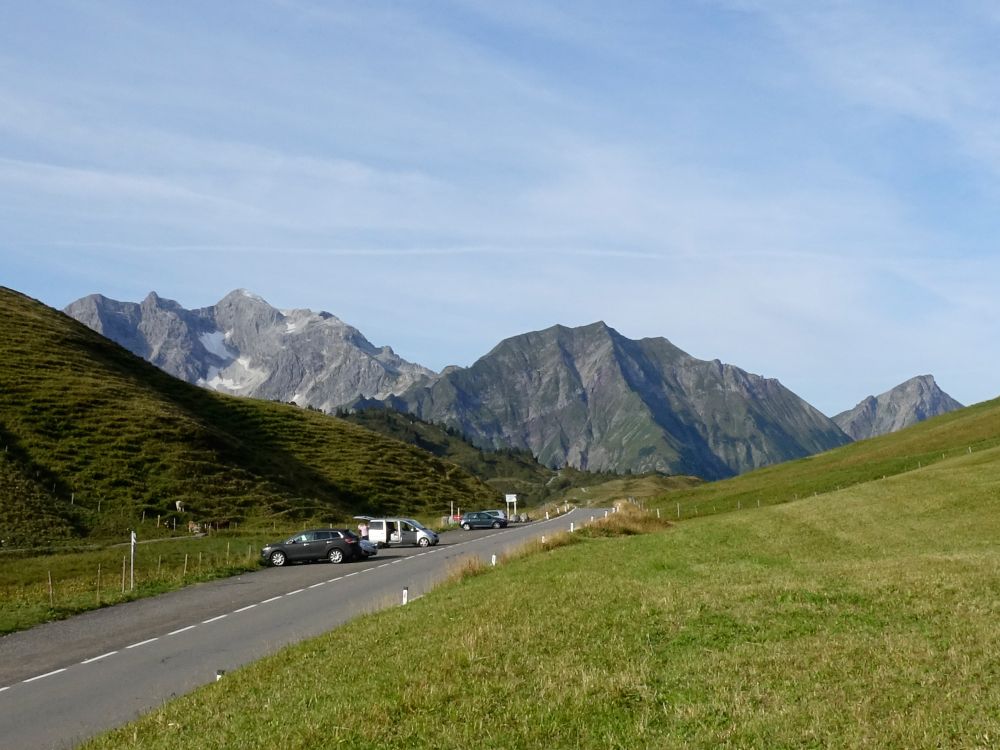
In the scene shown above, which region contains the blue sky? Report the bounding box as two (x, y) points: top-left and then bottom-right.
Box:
(3, 0), (998, 415)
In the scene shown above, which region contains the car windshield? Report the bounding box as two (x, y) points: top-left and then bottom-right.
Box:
(408, 520), (427, 530)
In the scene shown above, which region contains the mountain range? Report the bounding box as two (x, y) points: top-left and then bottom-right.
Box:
(64, 290), (432, 412)
(64, 290), (965, 479)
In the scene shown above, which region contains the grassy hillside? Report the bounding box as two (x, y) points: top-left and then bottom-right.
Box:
(0, 287), (497, 545)
(555, 472), (702, 507)
(85, 413), (1000, 748)
(651, 395), (1000, 518)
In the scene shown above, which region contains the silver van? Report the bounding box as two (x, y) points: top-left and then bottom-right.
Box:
(358, 517), (439, 548)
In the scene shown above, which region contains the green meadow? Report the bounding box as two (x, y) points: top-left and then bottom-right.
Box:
(85, 432), (1000, 748)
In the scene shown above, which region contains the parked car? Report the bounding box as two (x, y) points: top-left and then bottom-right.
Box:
(459, 512), (507, 530)
(260, 529), (365, 567)
(481, 509), (508, 521)
(354, 516), (440, 548)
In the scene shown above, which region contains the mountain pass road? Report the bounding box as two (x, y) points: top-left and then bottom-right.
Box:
(0, 508), (597, 749)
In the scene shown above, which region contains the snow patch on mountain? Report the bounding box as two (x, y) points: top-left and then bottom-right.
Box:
(237, 289), (266, 303)
(199, 330), (236, 360)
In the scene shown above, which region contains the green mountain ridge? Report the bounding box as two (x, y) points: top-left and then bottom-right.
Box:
(337, 407), (700, 506)
(0, 287), (497, 545)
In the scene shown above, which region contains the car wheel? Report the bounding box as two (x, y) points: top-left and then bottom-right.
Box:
(462, 523), (471, 530)
(328, 548), (345, 564)
(492, 521), (501, 528)
(269, 550), (287, 567)
(418, 537), (431, 547)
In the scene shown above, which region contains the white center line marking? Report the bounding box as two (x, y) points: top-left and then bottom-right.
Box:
(233, 604), (258, 613)
(308, 582), (325, 589)
(0, 686), (9, 693)
(126, 638), (159, 649)
(261, 596), (282, 604)
(202, 615), (227, 624)
(344, 572), (358, 577)
(167, 625), (197, 636)
(376, 563), (390, 569)
(24, 668), (68, 683)
(327, 576), (343, 583)
(286, 588), (305, 596)
(81, 651), (118, 664)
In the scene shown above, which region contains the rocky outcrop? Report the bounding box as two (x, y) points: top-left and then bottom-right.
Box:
(65, 290), (434, 411)
(833, 375), (963, 441)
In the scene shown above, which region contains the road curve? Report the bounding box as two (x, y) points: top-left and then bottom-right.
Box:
(0, 508), (596, 749)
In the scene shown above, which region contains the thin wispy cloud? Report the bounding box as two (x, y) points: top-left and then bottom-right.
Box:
(2, 1), (998, 413)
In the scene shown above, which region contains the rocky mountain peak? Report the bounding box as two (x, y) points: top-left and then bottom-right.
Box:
(832, 375), (963, 440)
(64, 290), (435, 412)
(380, 321), (850, 479)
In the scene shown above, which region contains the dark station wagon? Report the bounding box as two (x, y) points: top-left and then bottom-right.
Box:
(459, 512), (508, 530)
(261, 528), (366, 566)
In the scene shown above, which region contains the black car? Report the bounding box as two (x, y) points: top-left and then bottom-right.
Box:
(459, 512), (507, 530)
(261, 529), (364, 566)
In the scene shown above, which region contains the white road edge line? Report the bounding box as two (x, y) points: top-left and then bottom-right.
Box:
(234, 604), (258, 613)
(167, 625), (197, 636)
(202, 615), (227, 624)
(286, 588), (305, 596)
(0, 686), (9, 693)
(126, 638), (159, 649)
(81, 651), (118, 665)
(308, 582), (325, 589)
(261, 596), (282, 604)
(24, 668), (68, 683)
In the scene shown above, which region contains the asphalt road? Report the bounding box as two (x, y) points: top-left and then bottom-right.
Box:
(0, 508), (593, 749)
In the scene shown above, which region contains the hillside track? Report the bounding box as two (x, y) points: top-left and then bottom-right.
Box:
(0, 510), (590, 749)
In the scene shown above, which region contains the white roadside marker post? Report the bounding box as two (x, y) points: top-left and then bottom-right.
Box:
(570, 522), (575, 533)
(402, 587), (409, 605)
(491, 554), (496, 566)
